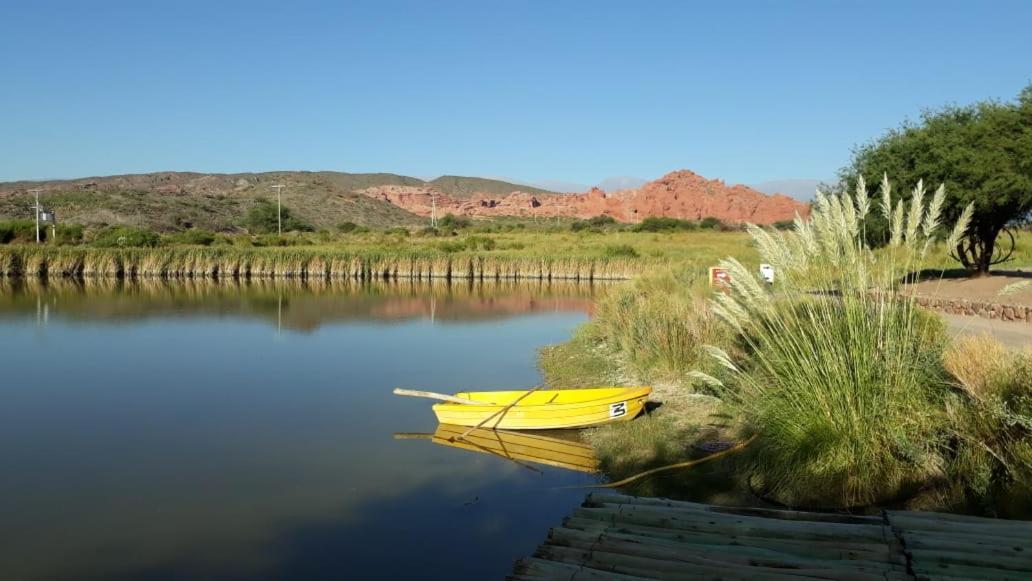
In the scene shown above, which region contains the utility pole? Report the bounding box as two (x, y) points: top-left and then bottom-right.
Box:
(28, 189), (43, 243)
(271, 184), (285, 235)
(430, 191), (438, 228)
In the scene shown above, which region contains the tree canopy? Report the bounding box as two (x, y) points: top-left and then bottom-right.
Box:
(244, 199), (313, 234)
(841, 84), (1032, 274)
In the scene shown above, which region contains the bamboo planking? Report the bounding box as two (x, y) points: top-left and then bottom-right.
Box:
(510, 493), (1032, 580)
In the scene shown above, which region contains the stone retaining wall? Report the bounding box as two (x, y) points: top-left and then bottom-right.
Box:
(914, 294), (1031, 323)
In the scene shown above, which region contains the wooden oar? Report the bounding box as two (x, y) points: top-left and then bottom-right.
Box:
(393, 388), (484, 405)
(392, 432), (432, 440)
(451, 385), (544, 442)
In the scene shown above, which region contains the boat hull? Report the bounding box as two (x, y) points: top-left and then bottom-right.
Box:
(431, 387), (651, 430)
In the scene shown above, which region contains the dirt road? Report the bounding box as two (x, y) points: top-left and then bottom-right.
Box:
(945, 314), (1032, 349)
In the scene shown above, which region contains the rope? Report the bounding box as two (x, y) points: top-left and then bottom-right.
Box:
(565, 434), (756, 490)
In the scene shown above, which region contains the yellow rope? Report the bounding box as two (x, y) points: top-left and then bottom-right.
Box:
(569, 435), (757, 490)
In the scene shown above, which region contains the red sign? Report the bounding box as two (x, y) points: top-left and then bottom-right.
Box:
(709, 266), (732, 290)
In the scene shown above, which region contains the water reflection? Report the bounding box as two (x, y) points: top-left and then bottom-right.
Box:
(0, 279), (599, 580)
(0, 277), (599, 331)
(395, 424), (600, 474)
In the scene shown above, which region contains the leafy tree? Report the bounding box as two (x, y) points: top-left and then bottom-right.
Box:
(244, 199), (313, 234)
(243, 200), (311, 234)
(842, 85), (1032, 275)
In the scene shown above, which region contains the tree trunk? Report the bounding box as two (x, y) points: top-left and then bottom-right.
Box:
(971, 225), (1002, 277)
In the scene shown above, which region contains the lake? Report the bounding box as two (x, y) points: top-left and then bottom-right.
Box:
(0, 278), (602, 580)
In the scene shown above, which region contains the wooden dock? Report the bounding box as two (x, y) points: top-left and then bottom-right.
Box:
(510, 493), (1032, 580)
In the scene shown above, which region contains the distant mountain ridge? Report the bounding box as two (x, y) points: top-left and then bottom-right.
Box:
(0, 171), (554, 231)
(0, 169), (808, 230)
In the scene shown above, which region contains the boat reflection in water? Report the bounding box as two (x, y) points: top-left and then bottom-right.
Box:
(396, 424), (600, 474)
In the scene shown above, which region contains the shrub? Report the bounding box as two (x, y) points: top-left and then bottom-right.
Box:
(943, 336), (1032, 515)
(632, 217), (697, 232)
(336, 221), (359, 233)
(437, 213), (471, 230)
(90, 226), (161, 248)
(436, 235), (496, 252)
(464, 235), (495, 251)
(572, 215), (619, 232)
(385, 227), (410, 237)
(243, 199), (313, 234)
(165, 229), (216, 246)
(437, 240), (463, 253)
(699, 216), (724, 230)
(603, 244), (639, 258)
(0, 220), (40, 244)
(251, 233), (313, 247)
(54, 224), (84, 245)
(702, 178), (974, 507)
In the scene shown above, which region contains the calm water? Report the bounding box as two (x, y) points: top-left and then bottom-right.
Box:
(0, 278), (602, 580)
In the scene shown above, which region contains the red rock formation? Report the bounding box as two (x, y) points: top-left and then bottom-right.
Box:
(359, 170), (808, 225)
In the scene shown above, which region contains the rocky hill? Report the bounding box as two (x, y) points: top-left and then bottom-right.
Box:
(360, 170), (808, 225)
(0, 169), (807, 231)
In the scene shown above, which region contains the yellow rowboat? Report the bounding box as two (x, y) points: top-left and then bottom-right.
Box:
(428, 386), (652, 430)
(395, 424), (600, 473)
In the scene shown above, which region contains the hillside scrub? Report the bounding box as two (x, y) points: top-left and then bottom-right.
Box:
(89, 226), (161, 248)
(163, 229), (218, 246)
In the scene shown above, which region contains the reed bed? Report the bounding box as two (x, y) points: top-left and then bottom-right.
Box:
(0, 247), (645, 281)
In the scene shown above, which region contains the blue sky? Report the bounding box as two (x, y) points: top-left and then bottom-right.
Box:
(1, 0), (1030, 186)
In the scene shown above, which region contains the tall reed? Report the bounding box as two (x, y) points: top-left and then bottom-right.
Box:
(700, 176), (974, 507)
(0, 247), (645, 281)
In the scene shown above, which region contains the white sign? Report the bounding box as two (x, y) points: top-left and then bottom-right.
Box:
(609, 402), (627, 418)
(759, 263), (775, 284)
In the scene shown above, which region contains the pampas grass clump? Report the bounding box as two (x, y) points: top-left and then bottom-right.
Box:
(700, 176), (974, 508)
